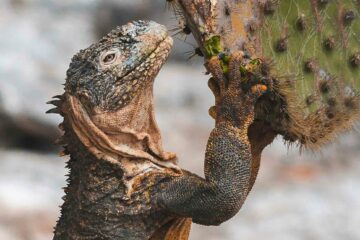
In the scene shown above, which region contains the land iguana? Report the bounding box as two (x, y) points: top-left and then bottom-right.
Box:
(49, 20), (275, 239)
(50, 0), (360, 238)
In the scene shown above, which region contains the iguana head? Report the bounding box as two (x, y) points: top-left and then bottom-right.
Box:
(65, 20), (173, 111)
(56, 20), (178, 172)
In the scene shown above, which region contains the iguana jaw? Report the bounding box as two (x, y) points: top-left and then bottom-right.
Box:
(106, 36), (173, 110)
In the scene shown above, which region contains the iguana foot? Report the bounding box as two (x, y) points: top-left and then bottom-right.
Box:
(207, 52), (276, 195)
(207, 52), (268, 128)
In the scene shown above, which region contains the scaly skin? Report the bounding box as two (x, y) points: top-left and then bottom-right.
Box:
(50, 20), (274, 240)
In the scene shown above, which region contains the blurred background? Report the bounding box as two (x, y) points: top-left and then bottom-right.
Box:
(0, 0), (359, 239)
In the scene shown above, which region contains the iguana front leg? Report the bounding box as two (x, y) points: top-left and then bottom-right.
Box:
(208, 55), (277, 194)
(157, 53), (269, 226)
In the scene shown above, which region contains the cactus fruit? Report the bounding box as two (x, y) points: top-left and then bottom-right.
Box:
(172, 0), (360, 149)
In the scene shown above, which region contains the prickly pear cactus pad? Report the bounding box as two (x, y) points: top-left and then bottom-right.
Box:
(261, 0), (360, 95)
(257, 0), (360, 147)
(172, 0), (360, 149)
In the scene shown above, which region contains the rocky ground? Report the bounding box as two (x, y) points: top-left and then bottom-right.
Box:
(0, 1), (359, 239)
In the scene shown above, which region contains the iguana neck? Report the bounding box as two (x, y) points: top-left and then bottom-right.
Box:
(61, 83), (179, 174)
(90, 83), (164, 158)
(53, 84), (182, 239)
(54, 109), (177, 239)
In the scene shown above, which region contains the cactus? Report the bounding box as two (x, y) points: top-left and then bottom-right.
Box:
(171, 0), (360, 149)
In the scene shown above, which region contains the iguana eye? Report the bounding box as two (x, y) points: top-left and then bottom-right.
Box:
(100, 50), (119, 65)
(103, 53), (115, 63)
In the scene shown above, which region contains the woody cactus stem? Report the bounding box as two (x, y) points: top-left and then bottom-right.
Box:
(175, 0), (266, 83)
(175, 0), (258, 58)
(174, 0), (219, 58)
